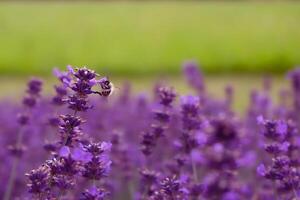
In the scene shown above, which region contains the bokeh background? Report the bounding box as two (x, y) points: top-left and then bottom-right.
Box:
(0, 0), (300, 110)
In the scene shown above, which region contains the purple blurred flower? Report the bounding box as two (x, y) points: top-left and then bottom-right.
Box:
(183, 60), (205, 94)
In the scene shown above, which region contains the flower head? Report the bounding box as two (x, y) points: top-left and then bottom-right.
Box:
(27, 78), (43, 96)
(26, 165), (50, 195)
(180, 96), (200, 117)
(157, 87), (176, 107)
(80, 186), (109, 200)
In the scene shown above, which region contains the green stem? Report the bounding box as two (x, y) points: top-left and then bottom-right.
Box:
(191, 153), (198, 182)
(4, 128), (24, 200)
(128, 180), (135, 200)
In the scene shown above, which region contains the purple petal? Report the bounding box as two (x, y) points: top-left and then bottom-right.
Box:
(72, 147), (92, 162)
(280, 141), (290, 152)
(67, 65), (75, 74)
(213, 143), (224, 153)
(256, 115), (264, 125)
(59, 146), (70, 157)
(88, 79), (97, 87)
(101, 142), (112, 152)
(53, 68), (61, 78)
(195, 131), (207, 146)
(238, 151), (256, 167)
(257, 164), (266, 176)
(191, 150), (205, 163)
(88, 185), (98, 195)
(277, 121), (287, 135)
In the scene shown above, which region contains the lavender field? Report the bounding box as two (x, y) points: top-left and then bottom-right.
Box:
(1, 63), (300, 200)
(1, 1), (300, 199)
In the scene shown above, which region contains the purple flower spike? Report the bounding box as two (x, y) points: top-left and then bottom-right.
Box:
(22, 66), (112, 200)
(5, 65), (300, 199)
(183, 60), (205, 94)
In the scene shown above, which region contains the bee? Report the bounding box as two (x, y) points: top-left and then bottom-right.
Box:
(96, 77), (115, 97)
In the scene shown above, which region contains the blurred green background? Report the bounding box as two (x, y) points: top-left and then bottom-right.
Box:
(0, 1), (300, 76)
(0, 1), (299, 110)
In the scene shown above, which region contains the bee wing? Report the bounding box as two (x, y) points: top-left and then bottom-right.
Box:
(109, 83), (115, 96)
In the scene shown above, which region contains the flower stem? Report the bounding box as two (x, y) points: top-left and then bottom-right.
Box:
(4, 128), (24, 200)
(293, 186), (299, 200)
(128, 181), (134, 200)
(191, 153), (198, 182)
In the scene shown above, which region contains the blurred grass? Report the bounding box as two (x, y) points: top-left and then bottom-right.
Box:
(0, 75), (288, 112)
(0, 2), (300, 76)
